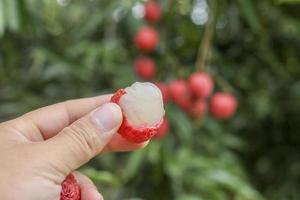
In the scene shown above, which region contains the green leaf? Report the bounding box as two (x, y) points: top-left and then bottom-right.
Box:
(6, 0), (20, 31)
(207, 170), (265, 200)
(123, 149), (146, 181)
(81, 168), (120, 186)
(167, 105), (193, 144)
(0, 0), (6, 36)
(274, 0), (300, 4)
(237, 0), (261, 32)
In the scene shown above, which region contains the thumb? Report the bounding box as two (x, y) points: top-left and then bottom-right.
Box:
(41, 103), (122, 173)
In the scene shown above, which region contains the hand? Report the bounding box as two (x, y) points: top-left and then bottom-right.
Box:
(0, 95), (148, 200)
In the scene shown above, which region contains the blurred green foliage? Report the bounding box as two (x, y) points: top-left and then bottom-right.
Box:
(0, 0), (300, 199)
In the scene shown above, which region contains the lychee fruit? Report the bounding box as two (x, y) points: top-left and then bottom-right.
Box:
(134, 27), (159, 52)
(60, 174), (81, 200)
(134, 56), (156, 80)
(154, 82), (170, 103)
(144, 1), (161, 23)
(210, 92), (237, 119)
(169, 79), (192, 111)
(154, 118), (169, 139)
(189, 99), (207, 119)
(189, 72), (214, 98)
(111, 82), (165, 143)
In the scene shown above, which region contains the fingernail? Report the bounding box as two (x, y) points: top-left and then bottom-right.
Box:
(92, 103), (122, 132)
(90, 190), (104, 200)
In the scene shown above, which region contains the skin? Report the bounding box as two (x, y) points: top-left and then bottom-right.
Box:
(0, 95), (148, 200)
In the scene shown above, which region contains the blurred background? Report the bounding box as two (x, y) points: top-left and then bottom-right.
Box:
(1, 0), (300, 199)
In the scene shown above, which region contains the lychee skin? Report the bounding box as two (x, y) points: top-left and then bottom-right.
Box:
(134, 56), (156, 80)
(60, 174), (81, 200)
(134, 27), (159, 52)
(210, 92), (237, 119)
(154, 118), (169, 139)
(111, 89), (126, 103)
(144, 1), (161, 23)
(169, 80), (192, 111)
(190, 99), (207, 118)
(154, 82), (170, 103)
(111, 89), (163, 143)
(189, 72), (214, 98)
(118, 117), (163, 143)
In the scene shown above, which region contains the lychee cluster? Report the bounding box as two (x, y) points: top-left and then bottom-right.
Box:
(134, 1), (161, 80)
(131, 1), (170, 140)
(168, 72), (237, 120)
(150, 72), (237, 122)
(131, 1), (238, 140)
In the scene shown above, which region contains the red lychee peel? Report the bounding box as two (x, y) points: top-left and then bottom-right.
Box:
(119, 117), (163, 143)
(154, 118), (169, 139)
(189, 99), (207, 118)
(154, 82), (170, 103)
(144, 1), (161, 23)
(111, 89), (162, 143)
(111, 89), (126, 103)
(189, 72), (214, 98)
(134, 27), (159, 52)
(210, 92), (237, 119)
(169, 80), (192, 111)
(60, 174), (81, 200)
(134, 56), (156, 80)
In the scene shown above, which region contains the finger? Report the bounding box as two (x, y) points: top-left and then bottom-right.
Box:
(40, 103), (122, 173)
(73, 172), (103, 200)
(104, 134), (149, 153)
(10, 95), (111, 141)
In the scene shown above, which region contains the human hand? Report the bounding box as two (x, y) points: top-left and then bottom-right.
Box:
(0, 95), (148, 200)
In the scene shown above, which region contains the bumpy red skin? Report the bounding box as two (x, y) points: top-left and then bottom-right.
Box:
(189, 72), (214, 98)
(111, 89), (163, 143)
(169, 79), (192, 111)
(189, 99), (207, 119)
(134, 27), (159, 52)
(60, 174), (81, 200)
(154, 82), (170, 103)
(134, 56), (156, 80)
(154, 118), (169, 139)
(210, 92), (237, 119)
(144, 1), (161, 23)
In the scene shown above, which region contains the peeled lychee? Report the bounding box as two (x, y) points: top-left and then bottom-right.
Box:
(210, 92), (237, 119)
(60, 174), (81, 200)
(111, 82), (165, 143)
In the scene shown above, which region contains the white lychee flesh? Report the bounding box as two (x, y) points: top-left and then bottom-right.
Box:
(119, 82), (165, 127)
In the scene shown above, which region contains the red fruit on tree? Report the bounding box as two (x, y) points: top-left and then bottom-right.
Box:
(210, 92), (237, 119)
(154, 82), (170, 103)
(190, 99), (207, 118)
(111, 82), (165, 143)
(60, 174), (81, 200)
(154, 118), (170, 139)
(134, 27), (159, 52)
(134, 56), (156, 80)
(144, 1), (161, 23)
(169, 80), (192, 111)
(189, 72), (214, 98)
